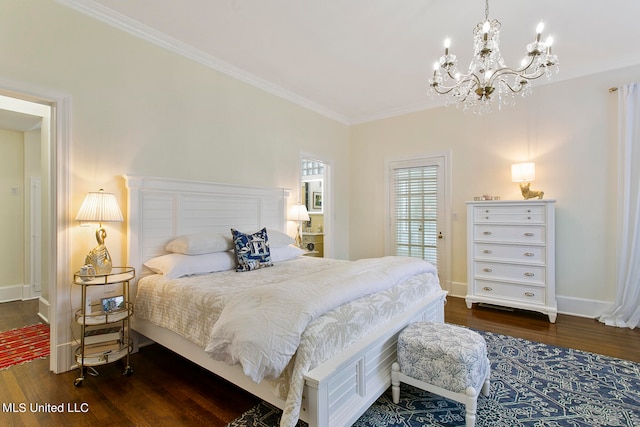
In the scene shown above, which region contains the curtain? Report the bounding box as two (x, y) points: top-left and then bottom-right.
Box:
(599, 82), (640, 329)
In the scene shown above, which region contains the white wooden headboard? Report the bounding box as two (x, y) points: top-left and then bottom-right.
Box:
(123, 175), (290, 275)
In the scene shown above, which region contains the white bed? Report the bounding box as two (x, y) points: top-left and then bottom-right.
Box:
(124, 174), (447, 427)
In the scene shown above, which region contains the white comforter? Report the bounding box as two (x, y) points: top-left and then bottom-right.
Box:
(204, 256), (436, 383)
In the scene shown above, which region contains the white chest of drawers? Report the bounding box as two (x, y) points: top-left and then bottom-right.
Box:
(465, 200), (557, 322)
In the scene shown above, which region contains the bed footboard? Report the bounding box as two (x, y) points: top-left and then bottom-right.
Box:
(300, 290), (447, 427)
(132, 290), (446, 427)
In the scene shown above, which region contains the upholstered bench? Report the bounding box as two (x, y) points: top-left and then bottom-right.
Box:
(391, 322), (491, 427)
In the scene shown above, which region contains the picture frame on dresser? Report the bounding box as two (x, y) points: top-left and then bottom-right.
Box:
(465, 199), (557, 323)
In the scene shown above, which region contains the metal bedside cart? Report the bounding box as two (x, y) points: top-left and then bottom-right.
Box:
(73, 266), (135, 386)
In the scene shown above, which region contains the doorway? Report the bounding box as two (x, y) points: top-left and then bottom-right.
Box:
(300, 156), (332, 258)
(386, 153), (452, 291)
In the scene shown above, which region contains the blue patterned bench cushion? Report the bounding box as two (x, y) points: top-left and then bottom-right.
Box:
(397, 322), (489, 394)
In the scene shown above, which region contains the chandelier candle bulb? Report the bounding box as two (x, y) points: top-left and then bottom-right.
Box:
(536, 22), (544, 40)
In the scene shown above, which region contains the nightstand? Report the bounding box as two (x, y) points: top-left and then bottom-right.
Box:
(73, 266), (135, 386)
(301, 233), (324, 257)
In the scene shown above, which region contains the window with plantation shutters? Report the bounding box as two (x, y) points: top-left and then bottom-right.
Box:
(392, 165), (439, 268)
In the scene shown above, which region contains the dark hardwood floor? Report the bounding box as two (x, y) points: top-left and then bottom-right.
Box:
(445, 297), (640, 363)
(1, 296), (639, 426)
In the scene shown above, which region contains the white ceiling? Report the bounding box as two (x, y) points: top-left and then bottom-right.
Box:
(58, 0), (640, 124)
(0, 109), (41, 132)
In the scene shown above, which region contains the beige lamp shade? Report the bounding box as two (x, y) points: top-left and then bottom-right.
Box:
(76, 189), (124, 224)
(511, 162), (536, 183)
(76, 189), (123, 275)
(288, 204), (310, 222)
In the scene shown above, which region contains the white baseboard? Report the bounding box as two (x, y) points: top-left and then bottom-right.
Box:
(450, 281), (612, 319)
(556, 295), (612, 319)
(0, 284), (42, 303)
(0, 284), (24, 303)
(38, 297), (51, 324)
(449, 281), (467, 299)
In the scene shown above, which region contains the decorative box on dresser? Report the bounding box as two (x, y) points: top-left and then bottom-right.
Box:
(466, 200), (557, 323)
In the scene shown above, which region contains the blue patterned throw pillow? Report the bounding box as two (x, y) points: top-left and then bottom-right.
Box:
(231, 228), (273, 272)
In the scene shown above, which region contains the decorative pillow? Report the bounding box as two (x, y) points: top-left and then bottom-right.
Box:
(144, 251), (236, 279)
(165, 232), (233, 255)
(270, 244), (304, 263)
(231, 227), (273, 272)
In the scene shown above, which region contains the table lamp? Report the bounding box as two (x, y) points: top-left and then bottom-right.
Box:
(76, 189), (124, 274)
(288, 204), (310, 248)
(511, 162), (544, 199)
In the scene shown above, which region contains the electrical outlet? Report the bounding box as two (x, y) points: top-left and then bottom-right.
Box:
(11, 187), (19, 196)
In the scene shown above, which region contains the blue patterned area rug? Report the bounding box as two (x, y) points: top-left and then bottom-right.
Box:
(227, 330), (640, 427)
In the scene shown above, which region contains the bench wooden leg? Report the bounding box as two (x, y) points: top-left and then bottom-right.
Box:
(391, 362), (401, 404)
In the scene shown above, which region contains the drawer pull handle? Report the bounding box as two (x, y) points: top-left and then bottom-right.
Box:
(527, 216), (531, 220)
(485, 216), (489, 219)
(524, 292), (535, 297)
(527, 209), (531, 213)
(524, 232), (534, 237)
(483, 268), (493, 272)
(483, 231), (492, 235)
(483, 286), (493, 291)
(483, 249), (493, 254)
(524, 272), (535, 277)
(524, 252), (534, 257)
(485, 210), (490, 213)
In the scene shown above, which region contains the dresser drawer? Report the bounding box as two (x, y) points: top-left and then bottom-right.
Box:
(474, 205), (545, 224)
(473, 225), (545, 244)
(474, 243), (545, 264)
(475, 280), (546, 305)
(474, 261), (545, 285)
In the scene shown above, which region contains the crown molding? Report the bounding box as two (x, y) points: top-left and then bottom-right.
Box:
(55, 0), (350, 125)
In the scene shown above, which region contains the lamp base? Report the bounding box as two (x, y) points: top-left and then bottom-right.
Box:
(84, 227), (113, 274)
(84, 244), (113, 275)
(519, 183), (544, 200)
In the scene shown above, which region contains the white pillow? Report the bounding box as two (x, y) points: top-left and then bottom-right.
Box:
(165, 233), (233, 255)
(239, 228), (294, 248)
(266, 229), (296, 247)
(270, 244), (304, 262)
(144, 251), (236, 278)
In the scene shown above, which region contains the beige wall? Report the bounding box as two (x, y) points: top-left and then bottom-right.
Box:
(350, 65), (640, 315)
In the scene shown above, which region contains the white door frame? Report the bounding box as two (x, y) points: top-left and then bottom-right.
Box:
(0, 78), (71, 374)
(30, 177), (42, 296)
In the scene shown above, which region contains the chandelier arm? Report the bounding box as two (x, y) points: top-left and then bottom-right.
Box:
(433, 74), (479, 93)
(431, 85), (459, 95)
(488, 66), (547, 84)
(517, 55), (537, 73)
(498, 80), (525, 94)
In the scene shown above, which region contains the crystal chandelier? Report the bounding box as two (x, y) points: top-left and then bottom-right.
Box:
(428, 0), (559, 114)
